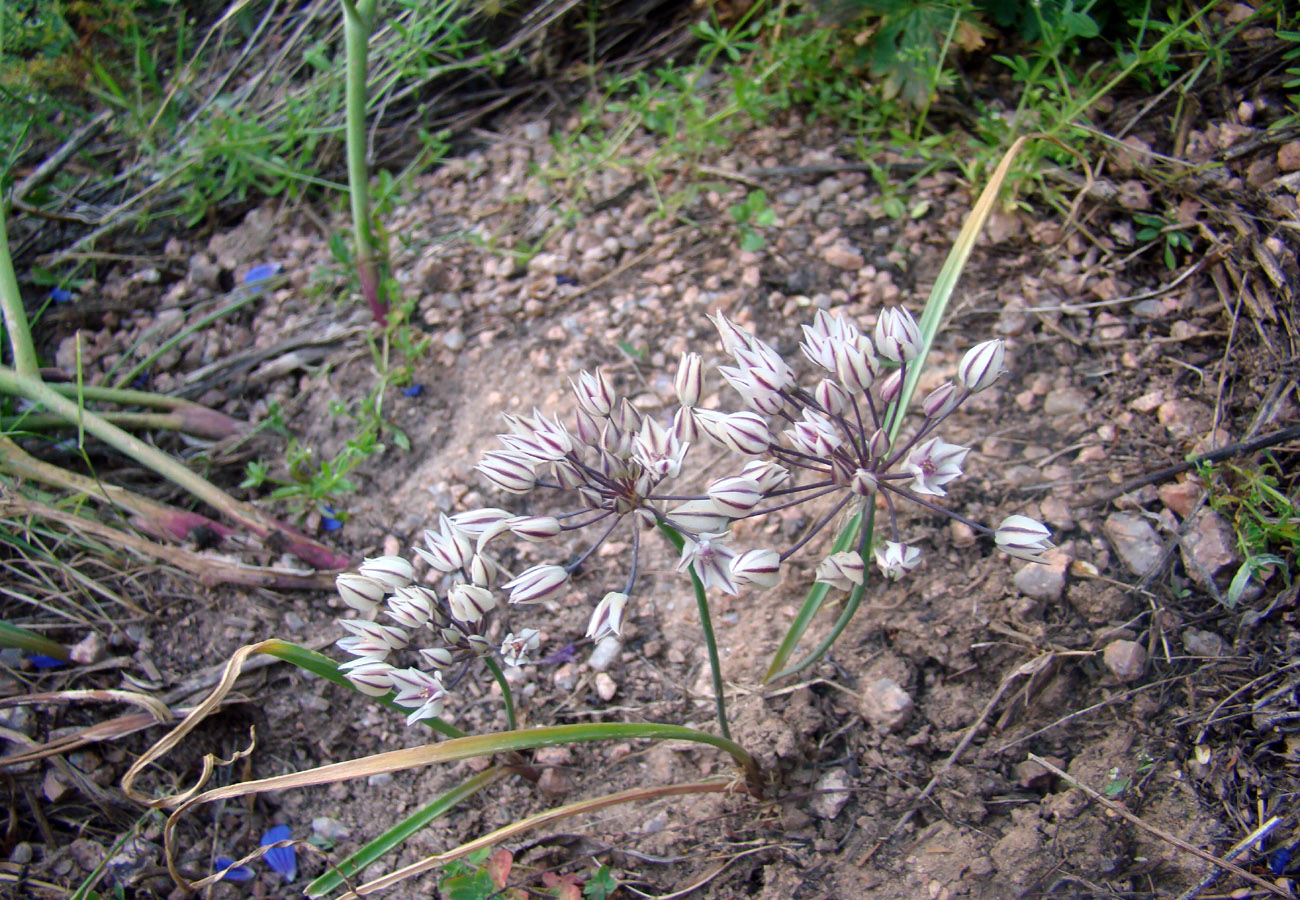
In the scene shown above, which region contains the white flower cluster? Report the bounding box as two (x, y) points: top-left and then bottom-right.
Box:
(331, 308), (1053, 722)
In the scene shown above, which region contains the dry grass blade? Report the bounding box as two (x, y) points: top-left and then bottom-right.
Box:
(1, 688), (170, 722)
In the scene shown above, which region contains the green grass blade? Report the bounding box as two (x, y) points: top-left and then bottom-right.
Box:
(305, 766), (508, 898)
(0, 620), (72, 662)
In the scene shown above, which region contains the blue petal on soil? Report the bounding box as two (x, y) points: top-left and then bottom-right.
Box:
(243, 263), (283, 284)
(556, 274), (579, 286)
(49, 288), (73, 303)
(261, 825), (297, 881)
(1269, 844), (1294, 875)
(402, 384), (424, 397)
(28, 655), (66, 669)
(215, 857), (256, 882)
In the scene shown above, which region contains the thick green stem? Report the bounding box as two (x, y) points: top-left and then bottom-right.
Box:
(0, 205), (39, 377)
(656, 522), (730, 740)
(341, 0), (387, 325)
(483, 655), (517, 731)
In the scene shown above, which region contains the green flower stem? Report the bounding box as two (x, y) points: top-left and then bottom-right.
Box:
(0, 366), (350, 570)
(764, 510), (862, 682)
(4, 410), (216, 437)
(768, 507), (875, 682)
(0, 620), (71, 662)
(482, 655), (517, 732)
(258, 639), (464, 739)
(0, 205), (39, 377)
(304, 766), (509, 898)
(339, 0), (388, 325)
(656, 522), (731, 741)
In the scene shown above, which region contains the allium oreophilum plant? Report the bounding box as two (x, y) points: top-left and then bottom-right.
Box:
(333, 306), (1053, 740)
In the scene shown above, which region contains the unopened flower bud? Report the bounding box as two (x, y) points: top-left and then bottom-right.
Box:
(336, 572), (386, 612)
(358, 556), (414, 591)
(667, 499), (731, 534)
(573, 369), (614, 417)
(958, 339), (1006, 393)
(420, 646), (456, 670)
(874, 541), (922, 580)
(815, 551), (866, 591)
(730, 548), (781, 589)
(476, 451), (538, 494)
(502, 564), (570, 605)
(833, 341), (877, 394)
(868, 428), (890, 459)
(675, 353), (703, 407)
(508, 515), (563, 542)
(851, 468), (878, 496)
(338, 619), (409, 651)
(672, 406), (697, 444)
(878, 369), (903, 404)
(693, 409), (771, 456)
(815, 378), (852, 415)
(741, 459), (790, 493)
(387, 585), (437, 627)
(707, 475), (764, 516)
(586, 591), (629, 641)
(994, 515), (1054, 562)
(922, 381), (959, 419)
(874, 306), (922, 362)
(448, 583), (496, 623)
(343, 660), (395, 697)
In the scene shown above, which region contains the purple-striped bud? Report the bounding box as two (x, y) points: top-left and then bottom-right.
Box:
(358, 555), (414, 591)
(922, 381), (959, 419)
(707, 475), (764, 516)
(815, 378), (852, 415)
(388, 667), (447, 725)
(868, 428), (890, 460)
(672, 407), (697, 444)
(666, 499), (731, 534)
(730, 548), (781, 589)
(693, 409), (771, 456)
(418, 516), (474, 572)
(573, 369), (614, 417)
(336, 572), (386, 612)
(338, 618), (409, 651)
(851, 468), (878, 496)
(343, 660), (395, 697)
(878, 369), (903, 404)
(387, 585), (437, 627)
(574, 407), (601, 445)
(449, 508), (513, 537)
(711, 312), (757, 355)
(675, 353), (703, 407)
(815, 551), (866, 591)
(419, 646), (456, 670)
(448, 583), (496, 624)
(958, 339), (1006, 393)
(469, 553), (499, 589)
(613, 397), (642, 434)
(586, 591), (629, 642)
(874, 306), (922, 362)
(833, 341), (878, 394)
(508, 515), (563, 542)
(502, 565), (570, 605)
(740, 460), (790, 493)
(874, 541), (922, 580)
(994, 515), (1054, 562)
(476, 451), (538, 494)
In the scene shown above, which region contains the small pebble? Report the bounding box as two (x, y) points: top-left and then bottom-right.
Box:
(810, 768), (852, 820)
(1103, 640), (1147, 682)
(587, 637), (621, 672)
(311, 816), (351, 842)
(860, 677), (913, 733)
(594, 672), (617, 701)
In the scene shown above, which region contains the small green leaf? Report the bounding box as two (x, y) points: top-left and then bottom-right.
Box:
(740, 230), (766, 252)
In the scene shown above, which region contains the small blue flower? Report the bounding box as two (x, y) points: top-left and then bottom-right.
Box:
(321, 506), (343, 532)
(215, 857), (255, 882)
(261, 825), (297, 881)
(49, 288), (73, 303)
(28, 655), (66, 669)
(402, 384), (424, 397)
(244, 263), (283, 284)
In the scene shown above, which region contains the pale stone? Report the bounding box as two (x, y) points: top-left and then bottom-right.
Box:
(1181, 511), (1238, 586)
(1104, 513), (1164, 576)
(1103, 640), (1147, 682)
(822, 244), (864, 270)
(860, 677), (913, 733)
(810, 768), (853, 819)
